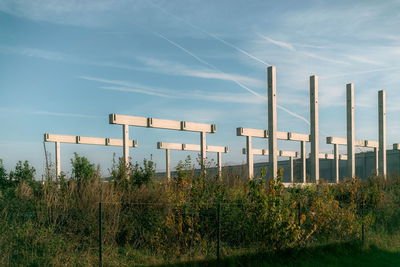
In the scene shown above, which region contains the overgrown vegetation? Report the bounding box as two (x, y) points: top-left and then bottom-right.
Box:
(0, 155), (399, 266)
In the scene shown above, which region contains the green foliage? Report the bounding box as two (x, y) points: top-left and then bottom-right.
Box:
(175, 156), (195, 185)
(130, 159), (155, 187)
(1, 155), (400, 265)
(0, 159), (9, 189)
(9, 160), (36, 183)
(70, 152), (97, 183)
(109, 154), (129, 182)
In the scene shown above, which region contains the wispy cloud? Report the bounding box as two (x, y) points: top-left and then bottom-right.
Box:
(302, 51), (349, 65)
(257, 35), (295, 51)
(100, 86), (172, 98)
(257, 34), (349, 65)
(347, 55), (384, 66)
(0, 45), (66, 61)
(81, 75), (262, 104)
(149, 1), (270, 66)
(137, 57), (263, 87)
(33, 111), (103, 119)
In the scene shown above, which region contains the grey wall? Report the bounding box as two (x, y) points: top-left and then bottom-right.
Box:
(157, 149), (400, 182)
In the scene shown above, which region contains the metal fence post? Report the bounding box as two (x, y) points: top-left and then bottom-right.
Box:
(217, 202), (221, 261)
(298, 201), (301, 226)
(361, 199), (365, 247)
(99, 202), (103, 267)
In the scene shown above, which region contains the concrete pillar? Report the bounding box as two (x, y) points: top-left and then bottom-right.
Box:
(347, 83), (355, 178)
(310, 75), (320, 183)
(334, 144), (339, 183)
(246, 136), (254, 179)
(301, 141), (306, 183)
(374, 147), (379, 175)
(378, 90), (387, 177)
(268, 66), (278, 179)
(55, 141), (61, 178)
(200, 131), (207, 175)
(166, 149), (171, 180)
(217, 152), (222, 179)
(289, 156), (294, 183)
(123, 124), (130, 166)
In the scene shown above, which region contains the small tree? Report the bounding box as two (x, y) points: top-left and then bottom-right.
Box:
(70, 153), (97, 184)
(130, 159), (155, 187)
(0, 159), (9, 189)
(9, 161), (36, 183)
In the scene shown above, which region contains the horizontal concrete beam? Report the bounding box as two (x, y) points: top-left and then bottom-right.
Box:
(242, 148), (268, 155)
(327, 136), (377, 148)
(279, 150), (298, 157)
(44, 134), (76, 144)
(288, 132), (310, 142)
(157, 142), (183, 150)
(242, 148), (298, 157)
(206, 145), (229, 153)
(110, 114), (216, 133)
(157, 142), (228, 153)
(365, 140), (379, 148)
(44, 134), (137, 147)
(237, 127), (307, 141)
(237, 127), (266, 138)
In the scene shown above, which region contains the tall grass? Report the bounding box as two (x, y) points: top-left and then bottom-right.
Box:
(0, 155), (399, 265)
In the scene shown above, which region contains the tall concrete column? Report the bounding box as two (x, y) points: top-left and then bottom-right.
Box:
(217, 152), (222, 179)
(334, 144), (339, 183)
(55, 141), (61, 178)
(123, 124), (130, 166)
(289, 156), (294, 183)
(268, 66), (278, 179)
(200, 131), (207, 176)
(246, 136), (254, 179)
(347, 83), (355, 178)
(166, 149), (171, 180)
(379, 90), (387, 177)
(310, 75), (320, 183)
(301, 141), (306, 183)
(374, 147), (379, 175)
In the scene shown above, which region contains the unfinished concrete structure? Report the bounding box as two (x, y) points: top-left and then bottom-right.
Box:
(242, 148), (299, 183)
(326, 88), (386, 180)
(237, 128), (309, 181)
(157, 142), (228, 179)
(237, 68), (319, 182)
(327, 137), (378, 181)
(310, 75), (320, 183)
(379, 90), (387, 177)
(44, 134), (137, 177)
(109, 114), (216, 175)
(267, 66), (278, 179)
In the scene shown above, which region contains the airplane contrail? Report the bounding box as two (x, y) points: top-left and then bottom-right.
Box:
(149, 1), (270, 66)
(148, 2), (316, 128)
(156, 32), (262, 97)
(156, 32), (312, 126)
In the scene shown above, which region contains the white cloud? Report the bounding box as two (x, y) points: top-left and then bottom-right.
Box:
(0, 45), (66, 61)
(81, 75), (262, 104)
(33, 111), (103, 119)
(136, 57), (263, 87)
(257, 35), (295, 51)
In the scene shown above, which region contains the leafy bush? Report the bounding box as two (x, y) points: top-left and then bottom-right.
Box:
(0, 155), (399, 265)
(9, 160), (36, 183)
(70, 152), (98, 184)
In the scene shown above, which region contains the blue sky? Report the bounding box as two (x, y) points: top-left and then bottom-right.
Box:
(1, 0), (400, 178)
